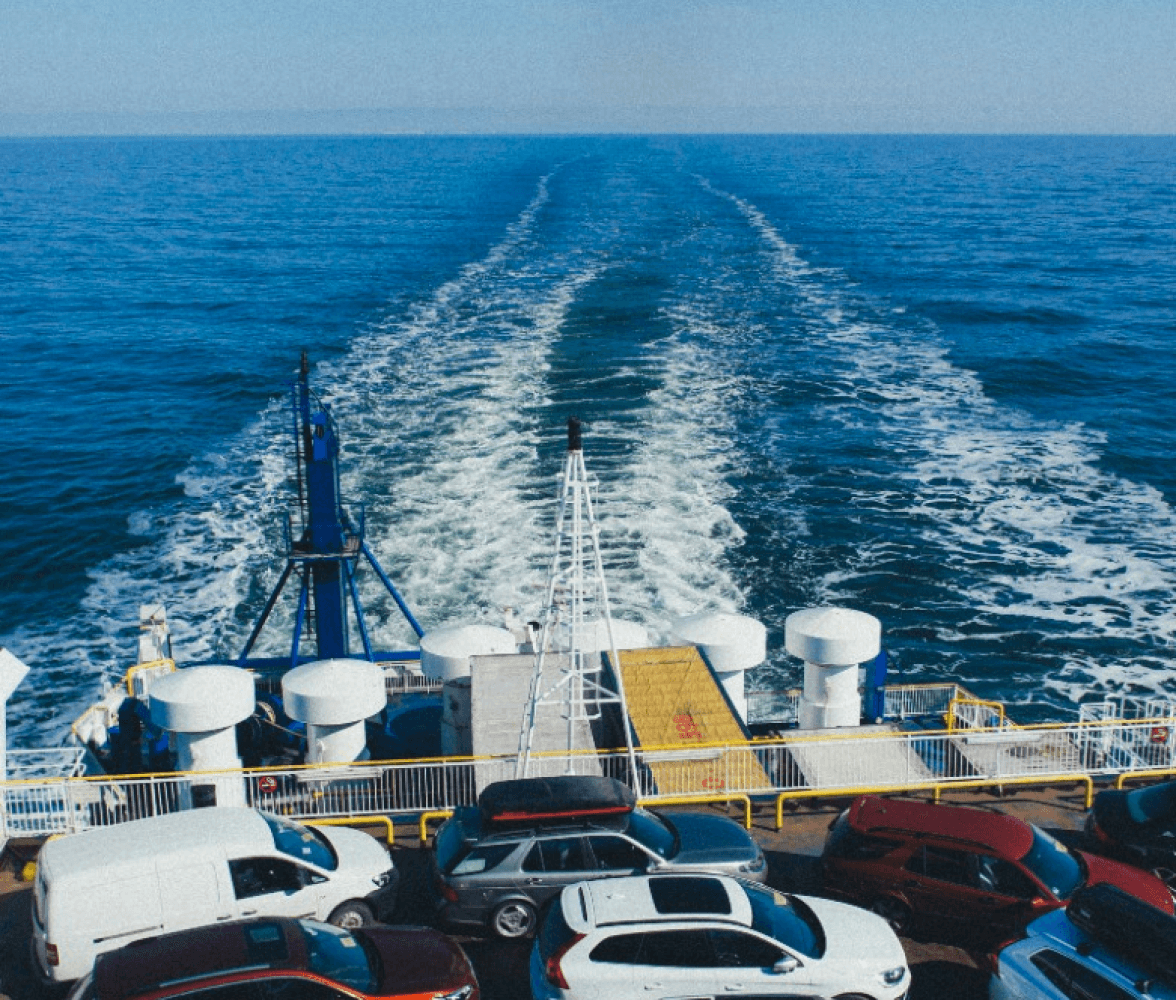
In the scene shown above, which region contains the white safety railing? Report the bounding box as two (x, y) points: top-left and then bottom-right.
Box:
(9, 715), (1176, 839)
(747, 683), (965, 727)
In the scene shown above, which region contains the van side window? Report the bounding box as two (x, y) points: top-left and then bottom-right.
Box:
(230, 858), (303, 899)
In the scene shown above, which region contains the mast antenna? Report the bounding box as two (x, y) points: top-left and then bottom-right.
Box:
(515, 418), (640, 788)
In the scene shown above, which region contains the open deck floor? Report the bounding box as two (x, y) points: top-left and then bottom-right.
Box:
(0, 782), (1096, 1000)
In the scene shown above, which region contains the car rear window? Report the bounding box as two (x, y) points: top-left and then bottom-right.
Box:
(745, 883), (825, 959)
(649, 877), (731, 915)
(448, 843), (518, 876)
(824, 812), (901, 861)
(1030, 949), (1135, 1000)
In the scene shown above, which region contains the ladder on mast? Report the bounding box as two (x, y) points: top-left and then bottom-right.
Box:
(515, 418), (640, 788)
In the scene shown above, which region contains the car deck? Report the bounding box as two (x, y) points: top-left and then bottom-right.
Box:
(0, 782), (1096, 1000)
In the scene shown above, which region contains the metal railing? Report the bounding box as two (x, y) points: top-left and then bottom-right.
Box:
(9, 713), (1176, 840)
(747, 683), (967, 727)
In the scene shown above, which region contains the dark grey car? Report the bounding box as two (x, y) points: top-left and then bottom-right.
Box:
(430, 805), (768, 938)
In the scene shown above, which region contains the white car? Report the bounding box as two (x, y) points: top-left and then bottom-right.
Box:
(530, 873), (909, 1000)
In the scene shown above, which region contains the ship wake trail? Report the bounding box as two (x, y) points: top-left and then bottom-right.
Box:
(5, 167), (604, 745)
(700, 175), (1176, 710)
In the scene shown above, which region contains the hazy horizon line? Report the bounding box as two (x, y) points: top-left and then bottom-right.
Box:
(3, 106), (1173, 139)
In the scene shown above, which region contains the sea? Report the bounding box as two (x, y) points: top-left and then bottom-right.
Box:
(2, 134), (1175, 749)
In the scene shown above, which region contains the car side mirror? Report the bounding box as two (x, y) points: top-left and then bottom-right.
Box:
(772, 956), (800, 974)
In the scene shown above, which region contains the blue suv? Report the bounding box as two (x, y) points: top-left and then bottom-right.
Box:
(990, 883), (1176, 1000)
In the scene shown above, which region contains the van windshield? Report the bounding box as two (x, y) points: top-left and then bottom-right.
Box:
(264, 814), (338, 871)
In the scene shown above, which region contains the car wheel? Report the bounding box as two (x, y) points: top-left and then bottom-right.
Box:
(491, 899), (538, 939)
(870, 896), (912, 936)
(327, 900), (374, 929)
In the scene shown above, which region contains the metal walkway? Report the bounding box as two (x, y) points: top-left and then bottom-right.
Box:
(617, 646), (773, 796)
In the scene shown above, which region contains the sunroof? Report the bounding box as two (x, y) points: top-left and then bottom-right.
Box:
(245, 923), (289, 964)
(649, 877), (731, 915)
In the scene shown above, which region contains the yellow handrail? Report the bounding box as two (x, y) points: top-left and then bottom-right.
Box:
(419, 810), (454, 843)
(125, 658), (176, 695)
(307, 815), (396, 847)
(947, 697), (1010, 733)
(775, 773), (1094, 829)
(641, 794), (753, 830)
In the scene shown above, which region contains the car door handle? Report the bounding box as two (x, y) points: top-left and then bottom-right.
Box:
(643, 984), (663, 991)
(524, 878), (543, 885)
(240, 908), (258, 916)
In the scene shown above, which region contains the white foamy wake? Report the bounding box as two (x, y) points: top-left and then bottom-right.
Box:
(702, 176), (1176, 707)
(4, 169), (601, 745)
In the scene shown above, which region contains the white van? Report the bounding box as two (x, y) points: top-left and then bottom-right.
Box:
(31, 807), (397, 984)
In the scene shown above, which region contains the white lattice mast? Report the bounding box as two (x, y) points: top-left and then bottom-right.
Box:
(516, 418), (639, 786)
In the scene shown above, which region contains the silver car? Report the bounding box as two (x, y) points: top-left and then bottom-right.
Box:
(431, 802), (768, 938)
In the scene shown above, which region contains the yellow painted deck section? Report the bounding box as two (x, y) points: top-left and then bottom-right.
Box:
(618, 646), (773, 795)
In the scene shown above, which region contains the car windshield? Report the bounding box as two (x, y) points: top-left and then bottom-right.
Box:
(298, 921), (376, 992)
(627, 810), (678, 859)
(1127, 782), (1176, 825)
(744, 883), (825, 958)
(264, 814), (338, 871)
(1019, 825), (1084, 900)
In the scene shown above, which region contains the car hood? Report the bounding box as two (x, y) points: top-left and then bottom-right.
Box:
(665, 812), (761, 864)
(318, 825), (395, 879)
(1080, 850), (1174, 913)
(365, 925), (475, 994)
(799, 894), (908, 979)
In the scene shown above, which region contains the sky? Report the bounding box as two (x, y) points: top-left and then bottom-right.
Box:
(1, 0), (1173, 135)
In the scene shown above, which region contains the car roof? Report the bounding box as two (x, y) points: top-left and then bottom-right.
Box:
(849, 796), (1033, 858)
(567, 874), (753, 932)
(92, 918), (308, 999)
(40, 807), (272, 878)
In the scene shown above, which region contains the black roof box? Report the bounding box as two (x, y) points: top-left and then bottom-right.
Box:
(478, 776), (637, 828)
(1067, 882), (1176, 986)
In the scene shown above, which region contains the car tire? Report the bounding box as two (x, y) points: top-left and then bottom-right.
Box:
(327, 900), (374, 929)
(870, 896), (912, 936)
(491, 899), (538, 939)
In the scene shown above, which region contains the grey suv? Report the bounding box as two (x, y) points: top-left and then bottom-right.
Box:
(430, 776), (768, 939)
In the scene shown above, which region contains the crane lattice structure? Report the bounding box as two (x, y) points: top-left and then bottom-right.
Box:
(515, 418), (640, 787)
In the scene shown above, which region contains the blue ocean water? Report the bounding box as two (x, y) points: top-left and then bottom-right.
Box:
(2, 134), (1175, 747)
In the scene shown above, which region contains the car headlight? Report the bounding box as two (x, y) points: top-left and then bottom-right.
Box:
(881, 966), (906, 987)
(434, 986), (474, 1000)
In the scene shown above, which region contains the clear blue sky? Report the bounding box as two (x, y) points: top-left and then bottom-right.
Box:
(2, 0), (1173, 134)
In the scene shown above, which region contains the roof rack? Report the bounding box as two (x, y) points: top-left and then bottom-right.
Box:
(1067, 883), (1176, 987)
(478, 776), (636, 829)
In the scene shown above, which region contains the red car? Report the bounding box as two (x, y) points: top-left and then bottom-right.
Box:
(66, 917), (478, 1000)
(821, 795), (1175, 940)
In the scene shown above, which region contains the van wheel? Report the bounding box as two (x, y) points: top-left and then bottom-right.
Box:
(328, 901), (374, 929)
(491, 900), (537, 939)
(870, 896), (912, 935)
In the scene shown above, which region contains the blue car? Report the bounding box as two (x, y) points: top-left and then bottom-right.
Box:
(989, 883), (1176, 1000)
